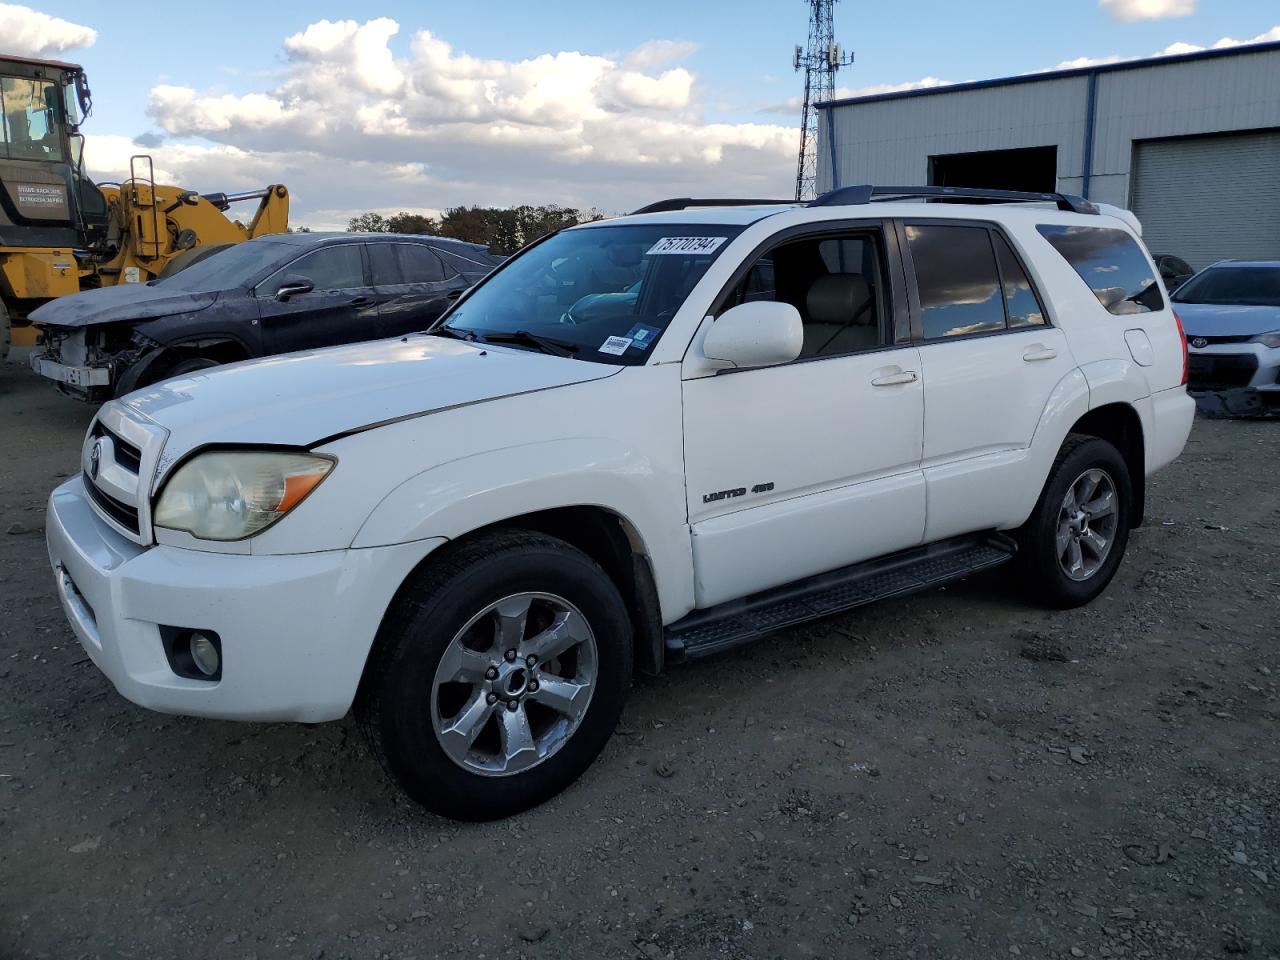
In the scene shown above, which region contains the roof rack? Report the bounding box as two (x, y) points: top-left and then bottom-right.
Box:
(809, 185), (1099, 215)
(630, 197), (797, 215)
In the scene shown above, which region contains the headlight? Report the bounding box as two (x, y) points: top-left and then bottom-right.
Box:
(1249, 330), (1280, 348)
(154, 450), (335, 541)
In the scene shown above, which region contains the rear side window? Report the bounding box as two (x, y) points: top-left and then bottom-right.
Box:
(993, 233), (1046, 328)
(905, 224), (1004, 339)
(369, 244), (450, 284)
(1036, 225), (1163, 315)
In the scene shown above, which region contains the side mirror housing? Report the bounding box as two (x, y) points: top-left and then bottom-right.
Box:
(702, 301), (803, 370)
(274, 274), (315, 302)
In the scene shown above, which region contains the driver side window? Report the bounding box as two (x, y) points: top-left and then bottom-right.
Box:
(259, 245), (365, 297)
(721, 230), (888, 360)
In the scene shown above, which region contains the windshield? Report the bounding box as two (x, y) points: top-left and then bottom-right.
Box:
(0, 76), (65, 161)
(158, 240), (290, 293)
(440, 223), (743, 363)
(1173, 266), (1280, 308)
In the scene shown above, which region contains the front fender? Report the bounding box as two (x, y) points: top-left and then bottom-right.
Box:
(350, 437), (695, 621)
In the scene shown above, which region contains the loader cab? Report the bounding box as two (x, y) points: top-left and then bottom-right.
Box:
(0, 55), (107, 250)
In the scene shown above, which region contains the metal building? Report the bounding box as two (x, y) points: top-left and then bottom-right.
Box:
(816, 40), (1280, 269)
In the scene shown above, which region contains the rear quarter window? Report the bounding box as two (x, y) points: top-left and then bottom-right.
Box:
(1036, 224), (1163, 316)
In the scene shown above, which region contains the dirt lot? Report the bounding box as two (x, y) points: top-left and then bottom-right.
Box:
(1, 345), (1277, 960)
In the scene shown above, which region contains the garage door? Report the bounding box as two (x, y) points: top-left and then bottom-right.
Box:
(1131, 130), (1280, 271)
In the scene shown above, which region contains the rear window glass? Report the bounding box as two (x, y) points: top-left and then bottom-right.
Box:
(1036, 225), (1163, 315)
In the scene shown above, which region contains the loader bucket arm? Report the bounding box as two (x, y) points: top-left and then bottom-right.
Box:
(246, 185), (289, 238)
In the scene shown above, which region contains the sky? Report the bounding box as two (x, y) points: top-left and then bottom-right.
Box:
(4, 0), (1278, 229)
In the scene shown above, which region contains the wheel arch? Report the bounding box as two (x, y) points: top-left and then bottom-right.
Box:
(116, 335), (253, 395)
(1065, 402), (1146, 527)
(372, 505), (666, 681)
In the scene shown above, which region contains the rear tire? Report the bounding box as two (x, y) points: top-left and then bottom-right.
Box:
(357, 530), (633, 821)
(1016, 435), (1132, 608)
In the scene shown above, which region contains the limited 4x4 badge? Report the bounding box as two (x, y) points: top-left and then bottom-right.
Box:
(703, 481), (774, 503)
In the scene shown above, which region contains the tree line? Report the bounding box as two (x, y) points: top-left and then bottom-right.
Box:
(347, 204), (606, 255)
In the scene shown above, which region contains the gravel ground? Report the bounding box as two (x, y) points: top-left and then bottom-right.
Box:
(1, 346), (1277, 960)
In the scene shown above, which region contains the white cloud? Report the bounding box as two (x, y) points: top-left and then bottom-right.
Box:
(1043, 24), (1280, 70)
(625, 40), (699, 70)
(1100, 0), (1195, 23)
(142, 20), (796, 217)
(0, 3), (96, 58)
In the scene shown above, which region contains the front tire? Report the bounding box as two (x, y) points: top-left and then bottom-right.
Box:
(357, 530), (633, 820)
(164, 356), (221, 378)
(1016, 435), (1132, 608)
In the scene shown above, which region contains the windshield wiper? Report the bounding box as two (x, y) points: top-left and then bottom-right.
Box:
(428, 325), (477, 341)
(477, 330), (580, 358)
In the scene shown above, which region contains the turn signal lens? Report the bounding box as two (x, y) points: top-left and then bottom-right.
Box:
(154, 450), (335, 541)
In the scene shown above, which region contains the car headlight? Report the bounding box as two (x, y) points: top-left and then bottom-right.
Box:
(1249, 330), (1280, 348)
(154, 450), (335, 541)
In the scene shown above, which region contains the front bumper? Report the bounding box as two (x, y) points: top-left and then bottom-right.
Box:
(45, 476), (444, 722)
(1186, 342), (1280, 413)
(30, 352), (112, 387)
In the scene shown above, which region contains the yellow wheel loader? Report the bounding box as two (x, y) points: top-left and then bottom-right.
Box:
(0, 55), (289, 359)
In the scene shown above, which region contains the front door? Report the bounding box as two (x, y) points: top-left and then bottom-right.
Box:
(682, 224), (927, 608)
(255, 242), (380, 353)
(899, 221), (1077, 541)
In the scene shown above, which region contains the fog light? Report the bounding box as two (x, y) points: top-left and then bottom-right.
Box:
(189, 633), (221, 677)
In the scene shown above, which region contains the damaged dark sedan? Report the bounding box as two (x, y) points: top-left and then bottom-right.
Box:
(28, 232), (502, 401)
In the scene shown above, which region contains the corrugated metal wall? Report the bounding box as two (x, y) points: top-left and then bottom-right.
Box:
(819, 45), (1280, 214)
(1132, 130), (1280, 269)
(821, 76), (1088, 194)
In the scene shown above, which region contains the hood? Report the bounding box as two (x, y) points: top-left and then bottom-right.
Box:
(29, 283), (219, 328)
(1174, 301), (1280, 338)
(121, 335), (618, 466)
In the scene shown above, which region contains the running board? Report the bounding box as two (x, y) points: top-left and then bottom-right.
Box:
(665, 534), (1017, 662)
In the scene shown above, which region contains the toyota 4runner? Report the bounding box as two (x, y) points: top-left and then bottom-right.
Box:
(44, 186), (1194, 820)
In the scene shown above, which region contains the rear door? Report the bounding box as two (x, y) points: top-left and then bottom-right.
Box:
(900, 220), (1076, 542)
(369, 242), (462, 338)
(254, 243), (380, 353)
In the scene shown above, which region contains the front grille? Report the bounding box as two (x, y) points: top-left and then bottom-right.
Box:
(91, 421), (143, 473)
(1188, 354), (1259, 391)
(84, 475), (141, 534)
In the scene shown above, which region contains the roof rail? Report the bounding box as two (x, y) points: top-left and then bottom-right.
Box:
(630, 197), (797, 215)
(809, 185), (1099, 215)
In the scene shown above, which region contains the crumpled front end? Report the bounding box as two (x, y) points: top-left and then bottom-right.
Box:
(30, 325), (154, 402)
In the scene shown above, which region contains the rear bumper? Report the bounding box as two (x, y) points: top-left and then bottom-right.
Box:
(1141, 384), (1196, 476)
(45, 476), (444, 722)
(29, 352), (112, 387)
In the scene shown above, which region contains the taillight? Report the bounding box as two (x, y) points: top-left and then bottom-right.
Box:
(1173, 310), (1188, 386)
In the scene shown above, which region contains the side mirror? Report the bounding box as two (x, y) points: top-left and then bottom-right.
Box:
(702, 301), (803, 370)
(274, 274), (315, 302)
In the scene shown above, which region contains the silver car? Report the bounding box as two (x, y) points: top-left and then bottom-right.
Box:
(1174, 260), (1280, 415)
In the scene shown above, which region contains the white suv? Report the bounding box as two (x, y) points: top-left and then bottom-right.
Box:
(44, 186), (1194, 819)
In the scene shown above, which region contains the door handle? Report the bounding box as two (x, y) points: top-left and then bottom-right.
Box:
(1023, 346), (1058, 362)
(350, 296), (372, 307)
(870, 370), (919, 387)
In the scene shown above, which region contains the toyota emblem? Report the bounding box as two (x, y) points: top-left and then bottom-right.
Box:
(89, 439), (102, 480)
(1190, 337), (1208, 349)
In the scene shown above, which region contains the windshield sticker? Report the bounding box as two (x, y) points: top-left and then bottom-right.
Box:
(598, 335), (633, 356)
(623, 324), (661, 348)
(646, 236), (727, 256)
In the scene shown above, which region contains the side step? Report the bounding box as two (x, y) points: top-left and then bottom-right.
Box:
(664, 534), (1017, 662)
